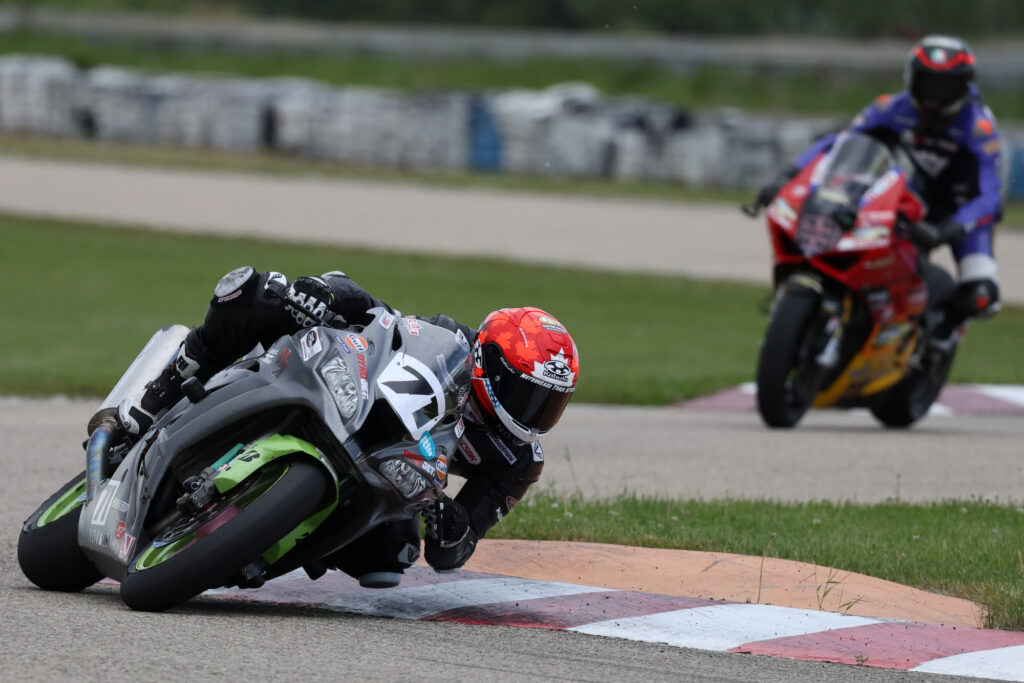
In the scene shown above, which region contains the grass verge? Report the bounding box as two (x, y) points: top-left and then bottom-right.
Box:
(495, 491), (1024, 631)
(4, 211), (1024, 399)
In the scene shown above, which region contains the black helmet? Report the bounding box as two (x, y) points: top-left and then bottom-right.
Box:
(903, 35), (975, 121)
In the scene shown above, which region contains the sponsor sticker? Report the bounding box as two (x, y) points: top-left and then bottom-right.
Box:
(419, 432), (437, 461)
(531, 441), (544, 463)
(487, 433), (518, 465)
(531, 350), (575, 387)
(403, 316), (422, 336)
(506, 496), (518, 510)
(332, 334), (352, 353)
(454, 418), (465, 439)
(299, 329), (323, 361)
(119, 532), (136, 560)
(379, 311), (395, 329)
(345, 333), (368, 354)
(459, 437), (481, 465)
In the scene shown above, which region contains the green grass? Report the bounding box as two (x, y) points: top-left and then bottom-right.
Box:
(3, 210), (1024, 400)
(495, 492), (1024, 630)
(0, 212), (768, 401)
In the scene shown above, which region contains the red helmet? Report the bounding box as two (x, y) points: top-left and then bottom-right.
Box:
(904, 35), (975, 121)
(471, 307), (578, 443)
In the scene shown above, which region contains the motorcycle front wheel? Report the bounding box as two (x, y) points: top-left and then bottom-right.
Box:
(120, 457), (327, 612)
(756, 289), (823, 428)
(18, 472), (104, 592)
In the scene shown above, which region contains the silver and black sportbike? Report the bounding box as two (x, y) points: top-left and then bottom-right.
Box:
(18, 308), (471, 611)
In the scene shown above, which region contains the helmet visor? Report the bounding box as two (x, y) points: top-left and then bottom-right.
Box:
(485, 344), (573, 433)
(911, 72), (969, 111)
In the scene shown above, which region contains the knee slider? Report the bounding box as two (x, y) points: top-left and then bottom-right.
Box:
(212, 266), (258, 304)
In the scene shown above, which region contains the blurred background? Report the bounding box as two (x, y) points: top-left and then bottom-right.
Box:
(0, 0), (1022, 197)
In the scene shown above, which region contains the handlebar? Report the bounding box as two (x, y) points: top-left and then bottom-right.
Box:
(741, 201), (763, 218)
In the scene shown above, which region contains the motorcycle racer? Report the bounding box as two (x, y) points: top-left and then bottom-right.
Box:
(111, 267), (579, 588)
(755, 35), (1003, 341)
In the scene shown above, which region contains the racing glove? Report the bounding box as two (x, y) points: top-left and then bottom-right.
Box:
(283, 276), (345, 329)
(907, 219), (966, 251)
(423, 494), (477, 572)
(755, 164), (800, 209)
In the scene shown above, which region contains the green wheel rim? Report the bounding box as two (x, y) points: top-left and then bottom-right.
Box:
(134, 464), (288, 572)
(37, 479), (88, 527)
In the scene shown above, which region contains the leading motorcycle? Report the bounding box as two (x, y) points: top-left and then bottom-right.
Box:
(743, 132), (961, 428)
(18, 307), (472, 611)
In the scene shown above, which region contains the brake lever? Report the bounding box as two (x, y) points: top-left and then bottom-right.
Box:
(741, 201), (762, 218)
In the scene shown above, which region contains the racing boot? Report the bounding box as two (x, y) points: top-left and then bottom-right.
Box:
(117, 342), (205, 442)
(325, 518), (421, 589)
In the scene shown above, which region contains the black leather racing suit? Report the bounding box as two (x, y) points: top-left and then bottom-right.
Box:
(168, 267), (543, 576)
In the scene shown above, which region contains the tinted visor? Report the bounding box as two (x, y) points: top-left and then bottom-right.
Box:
(911, 71), (969, 110)
(484, 344), (573, 433)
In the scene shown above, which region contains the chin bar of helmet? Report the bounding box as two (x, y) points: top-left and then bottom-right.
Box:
(478, 375), (546, 443)
(85, 417), (118, 502)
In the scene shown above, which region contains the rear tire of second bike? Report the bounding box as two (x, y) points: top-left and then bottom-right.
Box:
(756, 290), (821, 428)
(119, 458), (327, 612)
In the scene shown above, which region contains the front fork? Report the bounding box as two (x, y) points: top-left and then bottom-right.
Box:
(776, 273), (849, 372)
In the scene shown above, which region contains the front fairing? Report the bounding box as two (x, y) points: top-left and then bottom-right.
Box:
(78, 308), (472, 578)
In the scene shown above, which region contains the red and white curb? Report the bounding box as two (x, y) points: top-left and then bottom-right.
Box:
(681, 383), (1024, 417)
(181, 567), (1024, 680)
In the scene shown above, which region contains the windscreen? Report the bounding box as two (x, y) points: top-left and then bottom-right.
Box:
(817, 132), (894, 206)
(796, 133), (895, 255)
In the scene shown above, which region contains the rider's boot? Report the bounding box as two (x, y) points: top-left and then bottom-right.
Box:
(929, 279), (1000, 351)
(325, 518), (421, 589)
(117, 340), (211, 440)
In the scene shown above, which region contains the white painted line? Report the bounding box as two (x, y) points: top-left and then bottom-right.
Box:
(910, 644), (1024, 681)
(975, 384), (1024, 409)
(927, 403), (955, 417)
(324, 577), (608, 619)
(569, 603), (881, 651)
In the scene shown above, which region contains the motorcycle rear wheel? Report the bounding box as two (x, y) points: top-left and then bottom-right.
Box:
(870, 346), (957, 428)
(756, 289), (822, 428)
(120, 458), (327, 612)
(18, 472), (104, 592)
(870, 265), (958, 428)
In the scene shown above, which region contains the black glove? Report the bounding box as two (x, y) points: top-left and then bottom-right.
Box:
(908, 219), (966, 251)
(284, 276), (345, 328)
(423, 494), (477, 572)
(755, 165), (800, 208)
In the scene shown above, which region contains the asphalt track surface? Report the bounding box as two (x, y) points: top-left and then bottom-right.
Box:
(3, 159), (1022, 680)
(1, 398), (995, 682)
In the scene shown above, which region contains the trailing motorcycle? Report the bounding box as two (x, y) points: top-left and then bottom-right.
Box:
(743, 132), (961, 428)
(18, 307), (472, 611)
